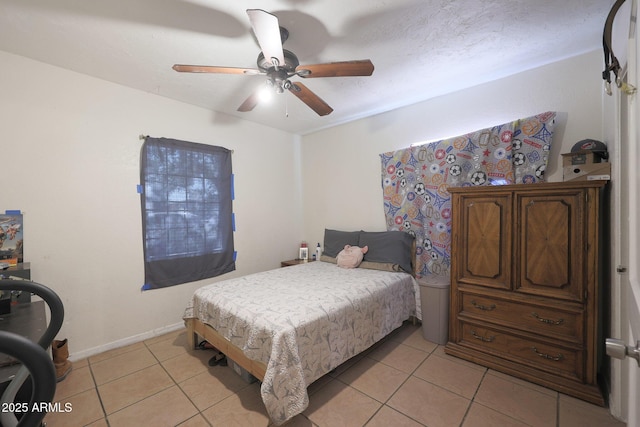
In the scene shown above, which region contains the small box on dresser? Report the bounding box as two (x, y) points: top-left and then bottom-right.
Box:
(445, 181), (607, 406)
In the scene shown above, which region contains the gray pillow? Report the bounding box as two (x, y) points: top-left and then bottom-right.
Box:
(359, 231), (414, 274)
(323, 229), (360, 258)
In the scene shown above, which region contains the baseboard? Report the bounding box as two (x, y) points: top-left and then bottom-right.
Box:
(69, 322), (185, 361)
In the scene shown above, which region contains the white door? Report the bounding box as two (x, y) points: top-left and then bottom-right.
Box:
(619, 75), (640, 424)
(609, 0), (640, 424)
(624, 17), (640, 421)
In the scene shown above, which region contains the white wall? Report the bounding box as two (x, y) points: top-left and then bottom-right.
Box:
(300, 50), (605, 247)
(0, 51), (302, 357)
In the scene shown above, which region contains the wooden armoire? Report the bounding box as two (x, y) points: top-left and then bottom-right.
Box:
(445, 180), (607, 406)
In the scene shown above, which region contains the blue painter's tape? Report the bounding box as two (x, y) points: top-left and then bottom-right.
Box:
(5, 210), (21, 215)
(137, 184), (143, 194)
(141, 283), (152, 291)
(233, 251), (237, 261)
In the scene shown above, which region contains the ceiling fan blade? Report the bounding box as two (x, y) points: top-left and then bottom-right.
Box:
(288, 82), (333, 116)
(237, 90), (261, 112)
(296, 60), (374, 78)
(173, 64), (262, 75)
(246, 9), (285, 68)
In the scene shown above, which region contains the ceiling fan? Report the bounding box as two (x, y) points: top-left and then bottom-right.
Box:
(172, 9), (374, 116)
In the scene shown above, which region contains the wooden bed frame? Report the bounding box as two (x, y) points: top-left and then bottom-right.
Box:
(185, 239), (418, 383)
(185, 317), (267, 381)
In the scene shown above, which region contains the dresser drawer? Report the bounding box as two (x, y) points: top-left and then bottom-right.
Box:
(459, 291), (583, 343)
(459, 322), (583, 381)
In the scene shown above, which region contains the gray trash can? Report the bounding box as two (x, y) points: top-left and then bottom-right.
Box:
(418, 277), (450, 345)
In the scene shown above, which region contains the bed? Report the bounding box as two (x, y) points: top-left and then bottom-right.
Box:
(183, 230), (419, 425)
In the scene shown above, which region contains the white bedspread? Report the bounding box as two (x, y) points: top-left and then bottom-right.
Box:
(183, 261), (418, 424)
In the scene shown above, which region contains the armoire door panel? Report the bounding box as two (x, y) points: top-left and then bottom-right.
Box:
(517, 193), (584, 302)
(457, 195), (511, 289)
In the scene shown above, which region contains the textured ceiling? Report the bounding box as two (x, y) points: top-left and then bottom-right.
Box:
(0, 0), (612, 135)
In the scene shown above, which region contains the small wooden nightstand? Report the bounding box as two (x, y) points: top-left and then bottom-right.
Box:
(280, 259), (315, 267)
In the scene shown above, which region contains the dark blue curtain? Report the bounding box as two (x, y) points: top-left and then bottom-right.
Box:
(140, 137), (235, 290)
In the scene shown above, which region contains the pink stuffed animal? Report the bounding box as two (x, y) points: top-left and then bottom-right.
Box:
(336, 244), (369, 268)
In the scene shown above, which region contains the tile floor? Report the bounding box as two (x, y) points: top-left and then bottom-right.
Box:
(42, 322), (626, 427)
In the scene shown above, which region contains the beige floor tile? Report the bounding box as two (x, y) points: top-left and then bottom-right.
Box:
(487, 369), (558, 398)
(365, 405), (424, 427)
(179, 365), (252, 411)
(558, 394), (626, 427)
(90, 346), (157, 385)
(434, 346), (487, 372)
(86, 418), (109, 427)
(385, 321), (420, 339)
(367, 340), (428, 374)
(202, 384), (271, 427)
(43, 388), (105, 427)
(98, 364), (174, 414)
(462, 402), (530, 427)
(387, 376), (470, 427)
(88, 341), (146, 364)
(338, 356), (410, 402)
(54, 365), (95, 401)
(390, 323), (439, 354)
(146, 330), (190, 361)
(177, 413), (212, 427)
(413, 353), (485, 399)
(474, 373), (557, 427)
(107, 385), (198, 427)
(303, 378), (382, 427)
(303, 381), (381, 426)
(71, 357), (89, 368)
(160, 349), (212, 383)
(279, 413), (316, 426)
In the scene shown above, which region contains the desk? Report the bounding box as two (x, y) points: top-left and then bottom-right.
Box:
(0, 300), (46, 383)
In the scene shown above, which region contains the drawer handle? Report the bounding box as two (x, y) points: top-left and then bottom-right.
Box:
(531, 312), (565, 325)
(471, 300), (496, 311)
(531, 347), (564, 361)
(471, 329), (495, 342)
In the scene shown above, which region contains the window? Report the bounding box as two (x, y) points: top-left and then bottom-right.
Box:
(140, 137), (235, 289)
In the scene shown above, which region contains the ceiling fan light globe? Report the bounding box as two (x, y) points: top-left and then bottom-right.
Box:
(259, 86), (273, 103)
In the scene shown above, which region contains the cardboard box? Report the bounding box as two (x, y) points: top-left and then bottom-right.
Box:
(562, 150), (605, 167)
(563, 162), (611, 182)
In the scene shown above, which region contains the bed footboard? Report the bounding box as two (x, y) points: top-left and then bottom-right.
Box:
(184, 318), (267, 382)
